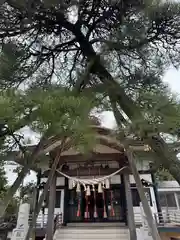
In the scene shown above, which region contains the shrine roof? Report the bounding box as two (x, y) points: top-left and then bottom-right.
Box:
(5, 125), (152, 172)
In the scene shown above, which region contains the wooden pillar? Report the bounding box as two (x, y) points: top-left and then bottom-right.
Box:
(127, 149), (161, 240)
(46, 172), (57, 240)
(120, 174), (127, 224)
(63, 177), (68, 226)
(123, 173), (137, 240)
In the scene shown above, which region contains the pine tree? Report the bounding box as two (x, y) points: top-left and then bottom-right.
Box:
(0, 86), (100, 216)
(1, 0), (180, 217)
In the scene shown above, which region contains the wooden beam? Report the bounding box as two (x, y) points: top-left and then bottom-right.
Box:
(42, 167), (130, 177)
(56, 153), (126, 163)
(7, 153), (127, 172)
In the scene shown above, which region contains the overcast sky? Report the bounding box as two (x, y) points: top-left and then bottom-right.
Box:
(4, 66), (180, 186)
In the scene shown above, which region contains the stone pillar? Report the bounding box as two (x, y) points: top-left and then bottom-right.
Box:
(17, 204), (30, 227)
(123, 174), (137, 240)
(11, 203), (30, 240)
(46, 173), (57, 240)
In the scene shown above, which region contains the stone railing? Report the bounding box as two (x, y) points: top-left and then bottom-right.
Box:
(28, 213), (63, 229)
(134, 210), (180, 226)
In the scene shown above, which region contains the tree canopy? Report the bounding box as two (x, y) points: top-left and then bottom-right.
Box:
(1, 0), (180, 214)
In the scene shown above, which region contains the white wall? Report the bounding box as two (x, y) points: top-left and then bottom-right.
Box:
(158, 181), (180, 192)
(130, 174), (157, 224)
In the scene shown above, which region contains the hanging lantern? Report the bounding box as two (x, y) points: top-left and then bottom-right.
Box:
(98, 182), (103, 193)
(86, 185), (91, 196)
(76, 182), (81, 192)
(105, 178), (110, 189)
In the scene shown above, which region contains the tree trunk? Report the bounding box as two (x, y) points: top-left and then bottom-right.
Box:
(46, 172), (57, 240)
(0, 167), (29, 217)
(109, 97), (127, 127)
(127, 149), (161, 240)
(0, 135), (69, 216)
(31, 170), (42, 240)
(123, 173), (137, 240)
(25, 138), (71, 240)
(0, 135), (48, 217)
(145, 136), (180, 183)
(25, 151), (61, 240)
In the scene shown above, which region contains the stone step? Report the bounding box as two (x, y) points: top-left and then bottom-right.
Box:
(54, 234), (129, 240)
(67, 222), (125, 227)
(56, 229), (128, 234)
(55, 236), (128, 240)
(54, 227), (129, 240)
(56, 232), (129, 236)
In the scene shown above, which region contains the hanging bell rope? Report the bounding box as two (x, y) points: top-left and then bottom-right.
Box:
(105, 179), (110, 189)
(77, 192), (81, 217)
(76, 182), (81, 192)
(110, 190), (115, 217)
(68, 179), (73, 189)
(86, 185), (91, 196)
(98, 182), (103, 193)
(93, 186), (98, 218)
(102, 190), (107, 218)
(55, 166), (128, 186)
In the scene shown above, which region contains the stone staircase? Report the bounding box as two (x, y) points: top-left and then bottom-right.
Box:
(53, 223), (129, 240)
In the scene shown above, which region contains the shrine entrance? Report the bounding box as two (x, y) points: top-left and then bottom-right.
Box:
(67, 183), (126, 223)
